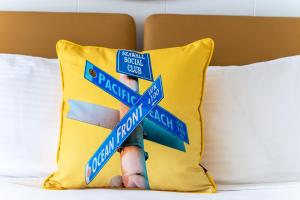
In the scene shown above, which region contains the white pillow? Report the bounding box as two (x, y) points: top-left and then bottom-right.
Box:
(202, 55), (300, 190)
(0, 54), (61, 177)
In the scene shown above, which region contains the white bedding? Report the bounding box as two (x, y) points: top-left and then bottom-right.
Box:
(0, 178), (299, 200)
(203, 57), (300, 186)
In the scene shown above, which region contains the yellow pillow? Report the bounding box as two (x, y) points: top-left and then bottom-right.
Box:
(44, 39), (216, 193)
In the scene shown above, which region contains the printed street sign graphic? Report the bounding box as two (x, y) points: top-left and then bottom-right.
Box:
(67, 56), (189, 189)
(85, 76), (164, 184)
(117, 50), (153, 81)
(85, 61), (189, 144)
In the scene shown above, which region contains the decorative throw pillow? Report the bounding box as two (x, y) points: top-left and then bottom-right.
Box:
(44, 39), (215, 193)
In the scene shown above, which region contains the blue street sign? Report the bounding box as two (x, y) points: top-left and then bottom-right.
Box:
(116, 50), (153, 81)
(85, 61), (189, 143)
(85, 76), (164, 184)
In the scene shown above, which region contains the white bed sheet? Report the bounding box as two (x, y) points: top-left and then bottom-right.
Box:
(0, 177), (299, 200)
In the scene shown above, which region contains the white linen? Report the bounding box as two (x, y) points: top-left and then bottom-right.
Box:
(0, 54), (61, 177)
(0, 177), (299, 200)
(202, 55), (300, 189)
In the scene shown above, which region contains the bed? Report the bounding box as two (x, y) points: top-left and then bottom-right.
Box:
(0, 177), (299, 200)
(143, 14), (300, 199)
(0, 12), (300, 200)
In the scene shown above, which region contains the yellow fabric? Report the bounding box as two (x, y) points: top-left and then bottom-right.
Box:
(44, 39), (216, 193)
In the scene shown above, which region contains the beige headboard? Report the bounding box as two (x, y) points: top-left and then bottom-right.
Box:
(0, 12), (136, 58)
(144, 14), (300, 65)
